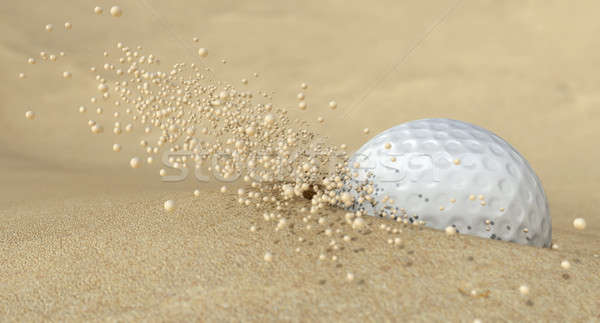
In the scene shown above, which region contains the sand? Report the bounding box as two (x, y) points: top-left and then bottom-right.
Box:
(1, 0), (600, 322)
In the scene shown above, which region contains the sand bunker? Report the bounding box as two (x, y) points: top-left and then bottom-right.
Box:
(3, 1), (599, 321)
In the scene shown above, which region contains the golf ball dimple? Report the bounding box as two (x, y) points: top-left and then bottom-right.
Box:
(347, 118), (551, 247)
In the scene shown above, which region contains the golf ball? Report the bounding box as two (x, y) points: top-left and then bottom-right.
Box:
(347, 118), (551, 247)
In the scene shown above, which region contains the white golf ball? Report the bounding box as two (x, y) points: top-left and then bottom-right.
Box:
(347, 118), (551, 247)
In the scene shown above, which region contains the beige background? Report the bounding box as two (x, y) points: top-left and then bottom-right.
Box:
(1, 0), (599, 321)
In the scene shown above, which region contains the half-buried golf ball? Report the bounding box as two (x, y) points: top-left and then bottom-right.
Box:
(347, 118), (551, 247)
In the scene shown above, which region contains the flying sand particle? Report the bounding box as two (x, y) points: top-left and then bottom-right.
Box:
(25, 111), (35, 120)
(98, 84), (109, 93)
(352, 217), (365, 230)
(129, 157), (141, 169)
(164, 200), (175, 212)
(90, 124), (103, 134)
(573, 218), (586, 230)
(110, 6), (123, 17)
(264, 252), (273, 262)
(445, 226), (456, 235)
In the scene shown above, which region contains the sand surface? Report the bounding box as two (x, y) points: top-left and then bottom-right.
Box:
(1, 0), (600, 321)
